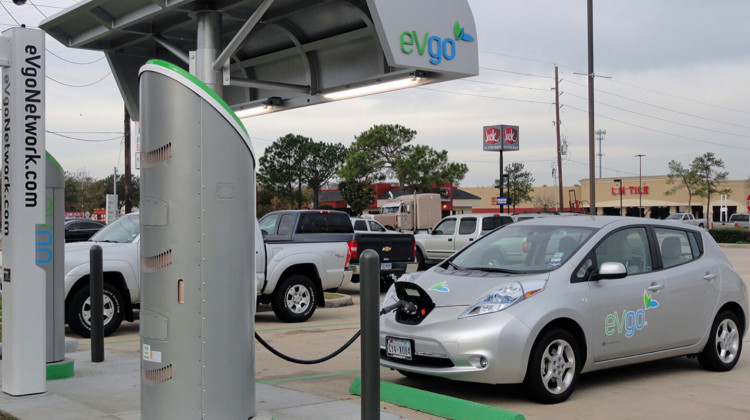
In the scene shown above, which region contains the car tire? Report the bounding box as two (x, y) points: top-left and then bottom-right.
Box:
(66, 282), (124, 338)
(416, 250), (426, 271)
(523, 328), (580, 404)
(272, 274), (317, 323)
(698, 310), (742, 372)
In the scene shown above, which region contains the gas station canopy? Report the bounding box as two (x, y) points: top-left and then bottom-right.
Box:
(40, 0), (479, 120)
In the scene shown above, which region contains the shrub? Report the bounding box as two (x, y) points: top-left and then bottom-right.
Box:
(708, 228), (749, 243)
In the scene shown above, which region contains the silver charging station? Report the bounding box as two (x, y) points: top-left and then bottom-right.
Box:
(44, 153), (65, 364)
(138, 60), (256, 420)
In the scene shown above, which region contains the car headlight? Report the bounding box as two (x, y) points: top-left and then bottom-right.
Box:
(380, 286), (398, 311)
(459, 282), (525, 318)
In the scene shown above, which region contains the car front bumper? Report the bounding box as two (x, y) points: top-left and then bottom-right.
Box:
(379, 306), (532, 385)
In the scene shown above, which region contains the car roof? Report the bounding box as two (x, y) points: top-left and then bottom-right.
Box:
(513, 215), (704, 232)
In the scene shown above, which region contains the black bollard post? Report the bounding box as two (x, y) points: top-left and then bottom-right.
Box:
(359, 249), (380, 420)
(90, 245), (104, 362)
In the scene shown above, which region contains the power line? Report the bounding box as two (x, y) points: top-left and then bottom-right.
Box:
(563, 79), (750, 130)
(417, 86), (554, 105)
(46, 49), (106, 65)
(47, 131), (123, 142)
(0, 2), (21, 26)
(564, 92), (750, 139)
(461, 79), (551, 92)
(479, 67), (553, 79)
(46, 72), (112, 88)
(564, 105), (750, 152)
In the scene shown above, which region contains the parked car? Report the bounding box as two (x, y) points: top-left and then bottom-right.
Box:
(351, 217), (397, 233)
(415, 213), (513, 269)
(64, 219), (106, 242)
(380, 216), (748, 403)
(665, 212), (706, 228)
(713, 213), (750, 229)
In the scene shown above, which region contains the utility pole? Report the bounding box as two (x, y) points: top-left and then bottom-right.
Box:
(596, 129), (606, 178)
(636, 154), (646, 217)
(555, 66), (564, 210)
(587, 0), (596, 214)
(124, 105), (132, 213)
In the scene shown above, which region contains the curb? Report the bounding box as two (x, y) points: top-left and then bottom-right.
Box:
(349, 377), (525, 420)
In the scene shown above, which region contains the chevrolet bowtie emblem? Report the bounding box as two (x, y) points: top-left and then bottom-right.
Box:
(382, 246), (392, 252)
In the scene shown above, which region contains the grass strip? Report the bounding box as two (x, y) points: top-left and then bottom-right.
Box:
(350, 377), (525, 420)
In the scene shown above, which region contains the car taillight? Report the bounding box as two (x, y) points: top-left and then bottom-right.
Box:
(413, 239), (417, 258)
(522, 241), (529, 253)
(346, 240), (358, 268)
(735, 222), (739, 228)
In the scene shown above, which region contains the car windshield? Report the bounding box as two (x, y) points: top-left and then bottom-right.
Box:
(90, 214), (140, 243)
(381, 205), (400, 214)
(451, 224), (597, 273)
(665, 214), (682, 220)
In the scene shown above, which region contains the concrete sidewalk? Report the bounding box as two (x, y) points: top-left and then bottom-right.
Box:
(0, 348), (404, 420)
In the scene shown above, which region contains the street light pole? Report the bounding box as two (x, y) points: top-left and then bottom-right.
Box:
(635, 155), (646, 217)
(614, 179), (622, 216)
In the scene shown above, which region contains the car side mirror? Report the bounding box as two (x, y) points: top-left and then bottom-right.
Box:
(426, 228), (433, 234)
(261, 229), (269, 236)
(592, 262), (627, 281)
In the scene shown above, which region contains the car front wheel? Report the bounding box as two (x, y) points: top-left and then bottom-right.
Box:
(523, 328), (580, 404)
(698, 310), (742, 371)
(272, 275), (317, 323)
(66, 282), (124, 338)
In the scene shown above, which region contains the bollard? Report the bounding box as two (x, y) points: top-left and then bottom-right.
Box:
(90, 245), (104, 362)
(359, 249), (381, 420)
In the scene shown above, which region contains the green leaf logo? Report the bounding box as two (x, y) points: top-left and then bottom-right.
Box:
(643, 290), (660, 310)
(453, 21), (475, 42)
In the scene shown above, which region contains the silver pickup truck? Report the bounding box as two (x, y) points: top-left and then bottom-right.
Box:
(665, 212), (706, 228)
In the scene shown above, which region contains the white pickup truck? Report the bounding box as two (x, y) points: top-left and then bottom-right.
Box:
(415, 213), (513, 269)
(63, 212), (352, 337)
(713, 213), (750, 229)
(665, 212), (706, 228)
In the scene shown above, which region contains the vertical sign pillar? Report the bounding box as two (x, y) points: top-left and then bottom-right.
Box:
(1, 27), (47, 396)
(139, 60), (255, 419)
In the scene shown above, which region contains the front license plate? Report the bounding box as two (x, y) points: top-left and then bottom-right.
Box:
(386, 336), (413, 360)
(381, 262), (393, 270)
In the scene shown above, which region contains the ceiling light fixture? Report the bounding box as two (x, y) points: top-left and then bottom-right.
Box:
(234, 97), (282, 119)
(322, 74), (425, 101)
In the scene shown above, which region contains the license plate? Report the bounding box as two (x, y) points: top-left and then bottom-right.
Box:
(381, 262), (393, 270)
(386, 336), (413, 360)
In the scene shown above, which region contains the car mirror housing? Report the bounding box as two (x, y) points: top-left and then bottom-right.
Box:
(593, 262), (627, 281)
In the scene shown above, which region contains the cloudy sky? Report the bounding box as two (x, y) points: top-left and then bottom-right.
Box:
(2, 0), (749, 188)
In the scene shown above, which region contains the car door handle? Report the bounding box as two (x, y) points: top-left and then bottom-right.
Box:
(702, 273), (717, 281)
(647, 283), (664, 292)
(448, 238), (452, 242)
(469, 238), (474, 241)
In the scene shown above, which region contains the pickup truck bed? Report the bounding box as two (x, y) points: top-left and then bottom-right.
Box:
(349, 232), (417, 291)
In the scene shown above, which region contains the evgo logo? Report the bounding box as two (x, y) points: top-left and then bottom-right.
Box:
(400, 21), (475, 65)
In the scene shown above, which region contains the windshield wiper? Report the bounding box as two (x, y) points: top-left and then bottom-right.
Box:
(446, 261), (463, 270)
(464, 266), (521, 274)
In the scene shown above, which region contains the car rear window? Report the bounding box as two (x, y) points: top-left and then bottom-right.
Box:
(297, 213), (353, 234)
(732, 214), (749, 222)
(481, 216), (510, 233)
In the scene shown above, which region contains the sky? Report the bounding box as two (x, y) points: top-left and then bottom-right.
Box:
(2, 0), (749, 189)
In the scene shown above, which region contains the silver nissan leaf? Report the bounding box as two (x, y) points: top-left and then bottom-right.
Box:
(380, 216), (748, 403)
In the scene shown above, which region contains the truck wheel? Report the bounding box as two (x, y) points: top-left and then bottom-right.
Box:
(272, 275), (317, 322)
(66, 282), (124, 338)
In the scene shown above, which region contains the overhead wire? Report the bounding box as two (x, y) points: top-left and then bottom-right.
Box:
(46, 49), (106, 65)
(47, 71), (112, 87)
(47, 131), (123, 142)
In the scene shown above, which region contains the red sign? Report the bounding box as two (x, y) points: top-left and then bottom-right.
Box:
(503, 126), (519, 145)
(612, 186), (649, 195)
(746, 194), (750, 212)
(484, 127), (501, 145)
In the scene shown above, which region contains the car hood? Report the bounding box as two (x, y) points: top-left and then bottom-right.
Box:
(395, 268), (550, 307)
(64, 241), (134, 272)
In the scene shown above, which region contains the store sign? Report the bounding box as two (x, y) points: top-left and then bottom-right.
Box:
(367, 0), (479, 77)
(746, 194), (750, 212)
(483, 125), (520, 151)
(612, 186), (649, 195)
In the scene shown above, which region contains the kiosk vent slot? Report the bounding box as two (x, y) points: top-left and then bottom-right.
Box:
(142, 250), (173, 272)
(142, 364), (173, 385)
(142, 143), (172, 168)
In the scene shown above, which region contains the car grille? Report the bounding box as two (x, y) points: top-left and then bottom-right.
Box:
(380, 349), (454, 368)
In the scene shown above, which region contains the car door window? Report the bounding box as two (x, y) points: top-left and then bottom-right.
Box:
(353, 220), (367, 231)
(458, 218), (477, 235)
(655, 228), (694, 268)
(258, 214), (279, 234)
(277, 214), (296, 235)
(594, 227), (652, 275)
(367, 221), (386, 232)
(432, 219), (456, 235)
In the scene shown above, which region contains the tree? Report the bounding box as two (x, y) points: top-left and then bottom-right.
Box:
(665, 160), (699, 208)
(258, 134), (311, 209)
(303, 141), (347, 208)
(338, 178), (375, 216)
(495, 162), (534, 213)
(691, 152), (731, 224)
(65, 169), (104, 213)
(95, 174), (140, 211)
(340, 124), (468, 191)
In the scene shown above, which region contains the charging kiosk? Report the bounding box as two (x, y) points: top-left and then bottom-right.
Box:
(138, 60), (256, 419)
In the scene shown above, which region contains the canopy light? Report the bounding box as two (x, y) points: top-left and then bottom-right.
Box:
(234, 97), (282, 119)
(322, 75), (425, 101)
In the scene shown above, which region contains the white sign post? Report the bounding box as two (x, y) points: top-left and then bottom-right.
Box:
(1, 27), (47, 396)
